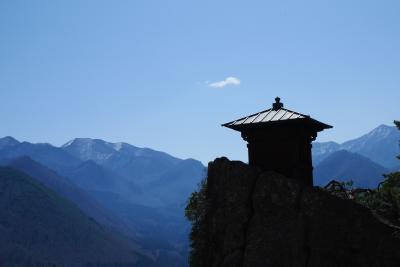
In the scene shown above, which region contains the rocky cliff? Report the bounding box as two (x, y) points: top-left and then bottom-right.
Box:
(189, 157), (400, 267)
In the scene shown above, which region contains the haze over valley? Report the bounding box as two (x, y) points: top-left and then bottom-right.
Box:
(0, 123), (398, 265)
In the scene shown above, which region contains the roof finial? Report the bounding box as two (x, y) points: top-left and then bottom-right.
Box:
(272, 97), (283, 110)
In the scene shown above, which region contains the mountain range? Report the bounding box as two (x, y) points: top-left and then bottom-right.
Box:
(313, 124), (400, 169)
(0, 137), (205, 266)
(314, 150), (388, 188)
(0, 123), (398, 265)
(0, 167), (154, 267)
(313, 124), (400, 188)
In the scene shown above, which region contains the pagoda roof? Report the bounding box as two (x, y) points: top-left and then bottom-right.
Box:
(222, 97), (332, 132)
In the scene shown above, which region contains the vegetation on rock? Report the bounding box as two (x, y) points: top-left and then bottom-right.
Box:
(184, 178), (208, 267)
(324, 120), (400, 228)
(185, 121), (400, 267)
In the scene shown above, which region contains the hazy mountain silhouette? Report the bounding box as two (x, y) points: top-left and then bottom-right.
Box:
(2, 156), (131, 234)
(62, 138), (204, 206)
(314, 150), (388, 188)
(0, 136), (204, 266)
(0, 123), (398, 266)
(312, 141), (341, 165)
(0, 139), (80, 172)
(62, 138), (180, 166)
(0, 167), (154, 266)
(147, 158), (205, 205)
(61, 158), (143, 204)
(313, 124), (400, 168)
(62, 138), (181, 180)
(63, 138), (182, 186)
(61, 138), (204, 264)
(2, 157), (191, 266)
(0, 136), (19, 149)
(0, 137), (205, 207)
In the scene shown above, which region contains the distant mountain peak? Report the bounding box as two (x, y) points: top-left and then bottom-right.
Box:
(376, 124), (394, 129)
(62, 138), (120, 163)
(62, 138), (103, 147)
(62, 138), (82, 148)
(368, 124), (396, 137)
(0, 136), (19, 142)
(313, 124), (400, 169)
(61, 137), (185, 167)
(342, 124), (398, 149)
(63, 138), (128, 151)
(0, 136), (20, 148)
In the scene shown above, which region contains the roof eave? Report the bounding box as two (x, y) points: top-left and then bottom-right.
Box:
(222, 117), (332, 132)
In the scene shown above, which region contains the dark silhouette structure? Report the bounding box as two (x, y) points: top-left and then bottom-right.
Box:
(222, 97), (332, 185)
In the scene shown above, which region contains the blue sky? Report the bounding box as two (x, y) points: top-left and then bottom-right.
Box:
(0, 0), (399, 164)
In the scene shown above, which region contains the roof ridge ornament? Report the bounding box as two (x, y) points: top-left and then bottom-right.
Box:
(272, 97), (283, 110)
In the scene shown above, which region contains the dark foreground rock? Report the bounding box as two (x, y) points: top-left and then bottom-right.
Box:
(193, 157), (400, 267)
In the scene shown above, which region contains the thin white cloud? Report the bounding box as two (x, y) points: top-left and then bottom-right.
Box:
(208, 76), (241, 88)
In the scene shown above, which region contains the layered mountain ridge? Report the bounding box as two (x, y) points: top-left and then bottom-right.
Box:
(314, 150), (388, 188)
(0, 137), (205, 267)
(0, 123), (398, 266)
(312, 124), (400, 188)
(0, 167), (153, 267)
(313, 124), (400, 168)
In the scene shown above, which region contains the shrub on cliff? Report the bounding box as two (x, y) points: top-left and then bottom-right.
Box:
(185, 178), (208, 267)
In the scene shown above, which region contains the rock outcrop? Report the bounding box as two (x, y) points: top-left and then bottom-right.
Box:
(192, 157), (400, 267)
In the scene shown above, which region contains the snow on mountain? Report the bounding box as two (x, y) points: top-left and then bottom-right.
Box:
(62, 138), (181, 166)
(313, 124), (400, 169)
(62, 138), (118, 163)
